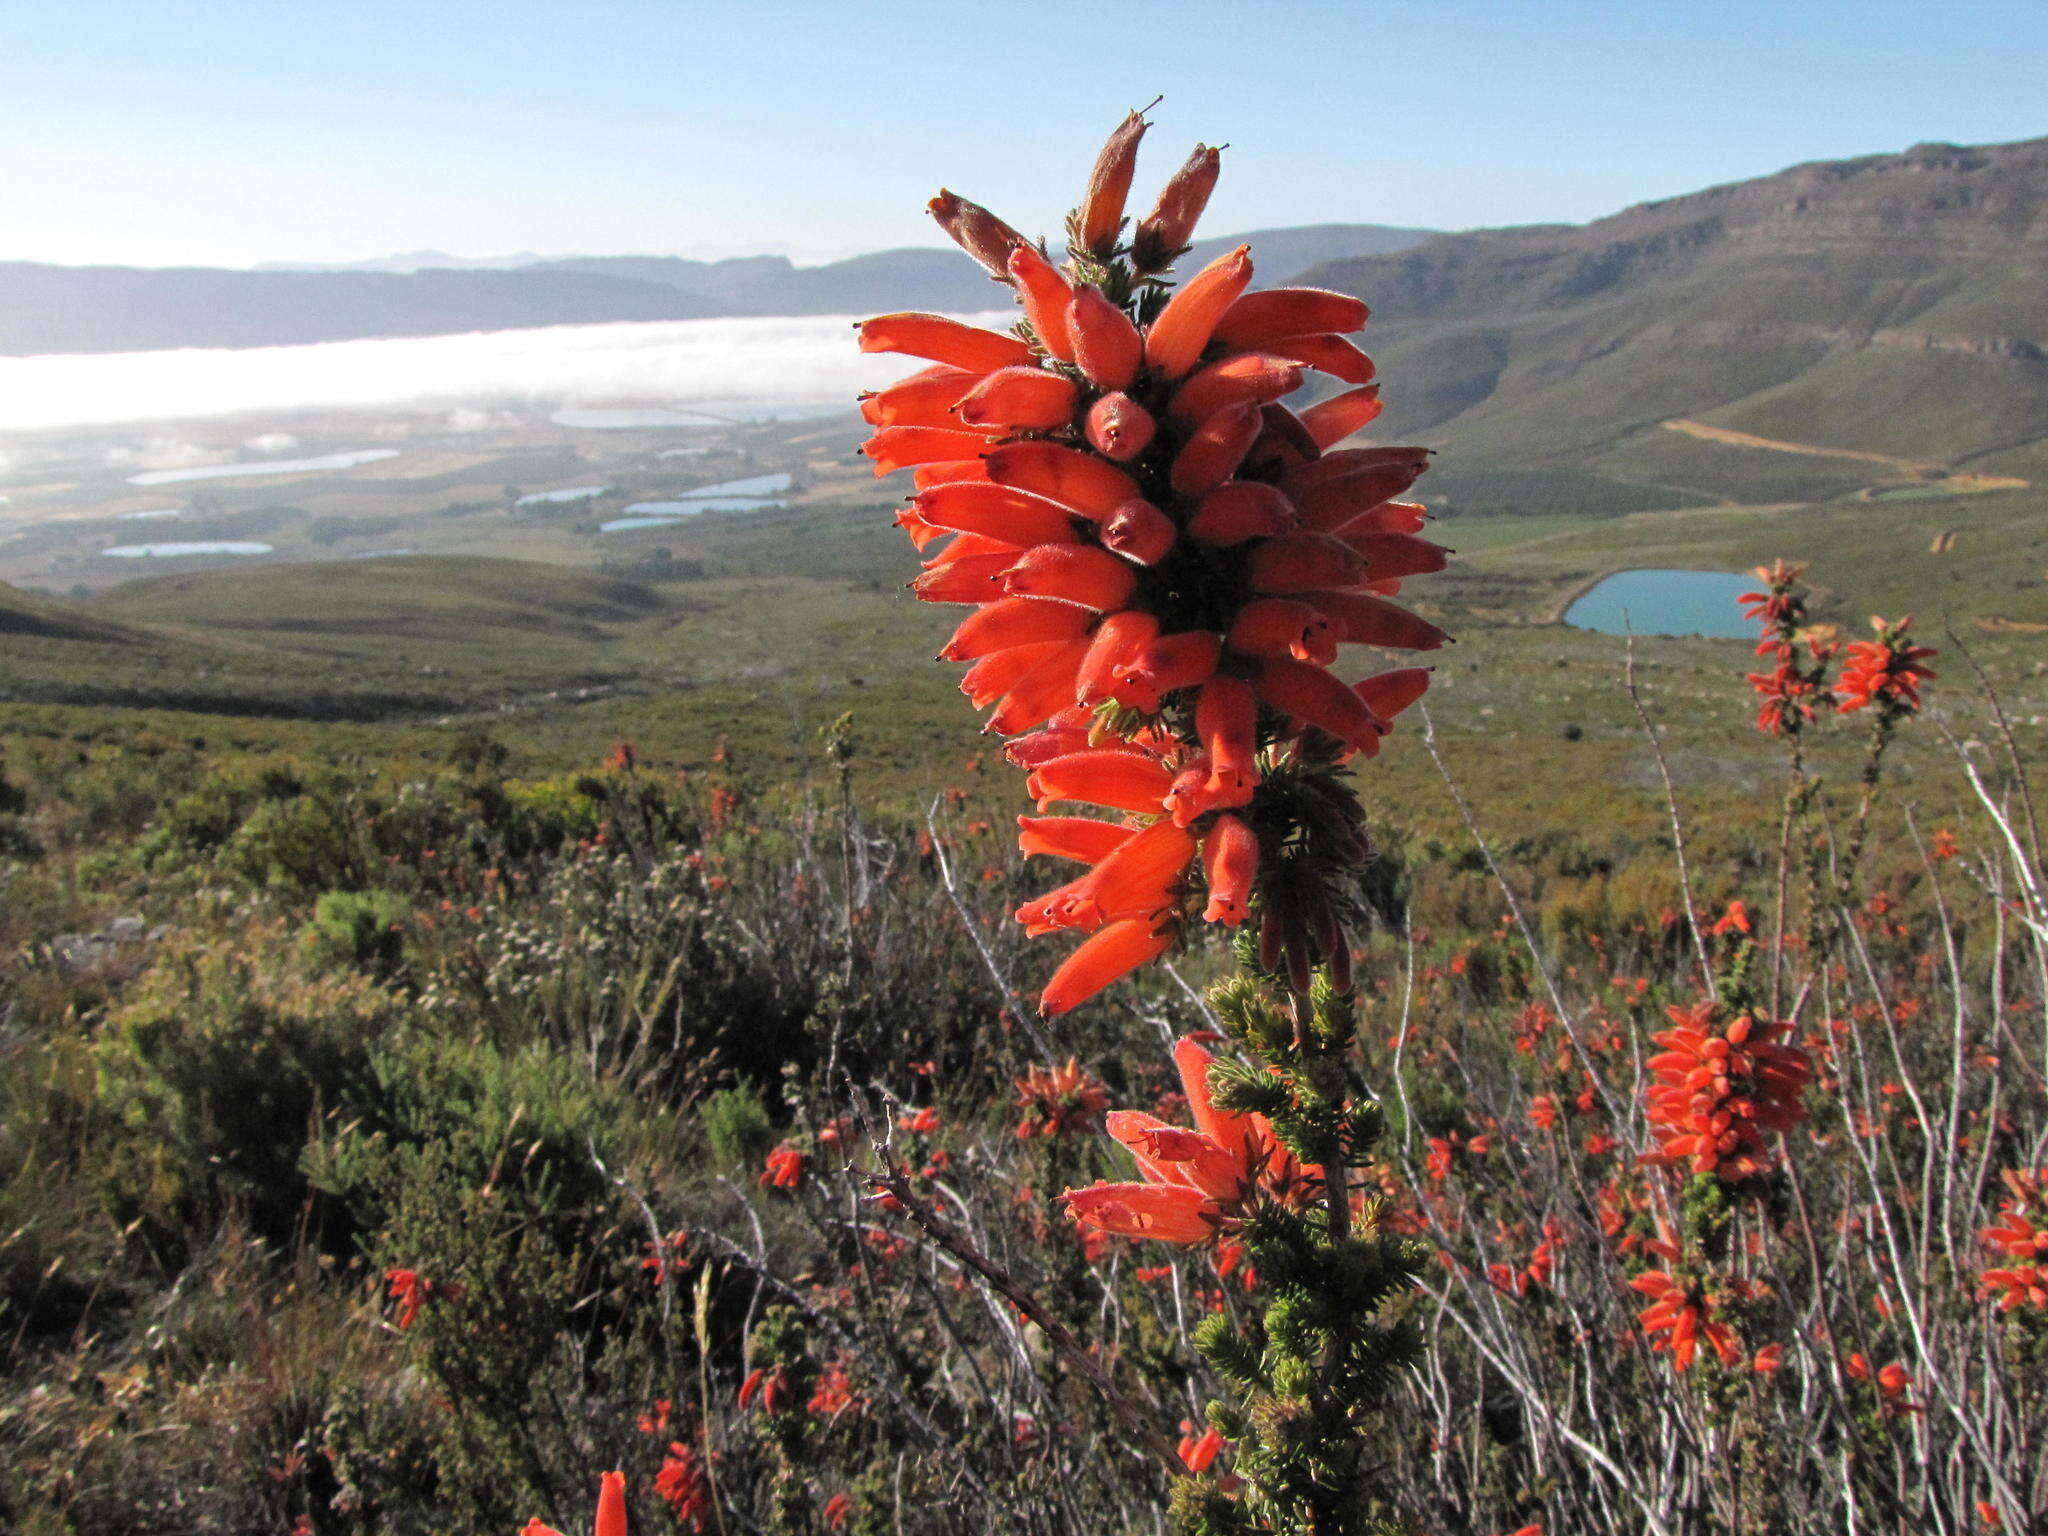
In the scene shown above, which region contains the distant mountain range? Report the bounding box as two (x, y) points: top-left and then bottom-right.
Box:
(1300, 136), (2048, 492)
(0, 224), (1436, 356)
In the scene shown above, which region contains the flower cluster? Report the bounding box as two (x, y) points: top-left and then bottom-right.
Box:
(1012, 1053), (1110, 1138)
(383, 1266), (463, 1330)
(1740, 560), (1836, 737)
(1835, 614), (1937, 717)
(858, 108), (1445, 1012)
(1629, 1230), (1749, 1374)
(1640, 1001), (1813, 1183)
(1063, 1036), (1319, 1244)
(1981, 1167), (2048, 1313)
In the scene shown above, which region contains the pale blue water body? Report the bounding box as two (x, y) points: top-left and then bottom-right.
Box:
(1563, 569), (1756, 639)
(678, 472), (791, 498)
(102, 541), (274, 558)
(127, 450), (398, 486)
(602, 497), (784, 529)
(515, 484), (610, 506)
(118, 507), (184, 520)
(550, 408), (705, 429)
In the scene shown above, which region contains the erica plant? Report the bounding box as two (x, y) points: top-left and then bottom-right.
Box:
(856, 107), (1443, 1534)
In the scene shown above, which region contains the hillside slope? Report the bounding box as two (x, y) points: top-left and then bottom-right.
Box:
(1303, 137), (2048, 499)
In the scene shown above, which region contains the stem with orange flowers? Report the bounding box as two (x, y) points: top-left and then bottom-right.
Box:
(858, 107), (1443, 1536)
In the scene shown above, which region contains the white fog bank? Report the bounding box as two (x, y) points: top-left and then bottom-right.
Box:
(0, 313), (1010, 432)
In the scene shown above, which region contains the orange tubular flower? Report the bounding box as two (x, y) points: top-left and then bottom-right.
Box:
(1064, 1037), (1322, 1243)
(1640, 1001), (1814, 1183)
(860, 114), (1447, 1010)
(1631, 1268), (1743, 1374)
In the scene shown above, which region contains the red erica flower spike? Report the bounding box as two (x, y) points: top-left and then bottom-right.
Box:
(1013, 1055), (1110, 1139)
(862, 120), (1445, 1007)
(1835, 615), (1937, 715)
(1640, 1000), (1813, 1183)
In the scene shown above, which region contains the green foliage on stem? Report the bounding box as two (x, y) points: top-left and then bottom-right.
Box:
(1174, 963), (1430, 1536)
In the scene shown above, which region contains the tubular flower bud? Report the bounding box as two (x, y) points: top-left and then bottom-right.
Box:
(1255, 658), (1385, 751)
(961, 639), (1072, 708)
(1076, 610), (1162, 706)
(857, 312), (1035, 373)
(1353, 666), (1432, 727)
(956, 367), (1081, 431)
(1213, 287), (1370, 349)
(1195, 675), (1259, 797)
(1000, 544), (1138, 610)
(1201, 815), (1259, 925)
(985, 639), (1093, 734)
(929, 189), (1025, 278)
(986, 441), (1141, 522)
(1007, 243), (1076, 361)
(1188, 482), (1297, 546)
(939, 596), (1093, 661)
(1262, 333), (1376, 385)
(1249, 535), (1368, 594)
(1042, 916), (1176, 1016)
(860, 364), (979, 427)
(1143, 246), (1253, 380)
(1019, 815), (1133, 864)
(1298, 384), (1384, 448)
(1085, 392), (1156, 462)
(1167, 353), (1304, 425)
(1228, 597), (1336, 662)
(1068, 285), (1145, 391)
(861, 426), (996, 476)
(596, 1472), (628, 1536)
(1111, 631), (1223, 713)
(1101, 498), (1177, 566)
(859, 124), (1447, 1008)
(1076, 109), (1150, 258)
(1169, 400), (1264, 498)
(1131, 144), (1222, 272)
(913, 482), (1081, 545)
(1302, 590), (1446, 651)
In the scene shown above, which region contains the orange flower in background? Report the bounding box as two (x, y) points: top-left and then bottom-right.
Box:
(522, 1471), (629, 1536)
(1064, 1037), (1320, 1244)
(1631, 1266), (1743, 1373)
(1013, 1054), (1111, 1138)
(760, 1144), (809, 1189)
(384, 1267), (463, 1330)
(1834, 615), (1936, 716)
(1641, 1001), (1813, 1183)
(1980, 1169), (2048, 1312)
(860, 107), (1447, 1009)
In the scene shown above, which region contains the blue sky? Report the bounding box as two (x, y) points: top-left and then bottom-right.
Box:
(3, 0), (2043, 267)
